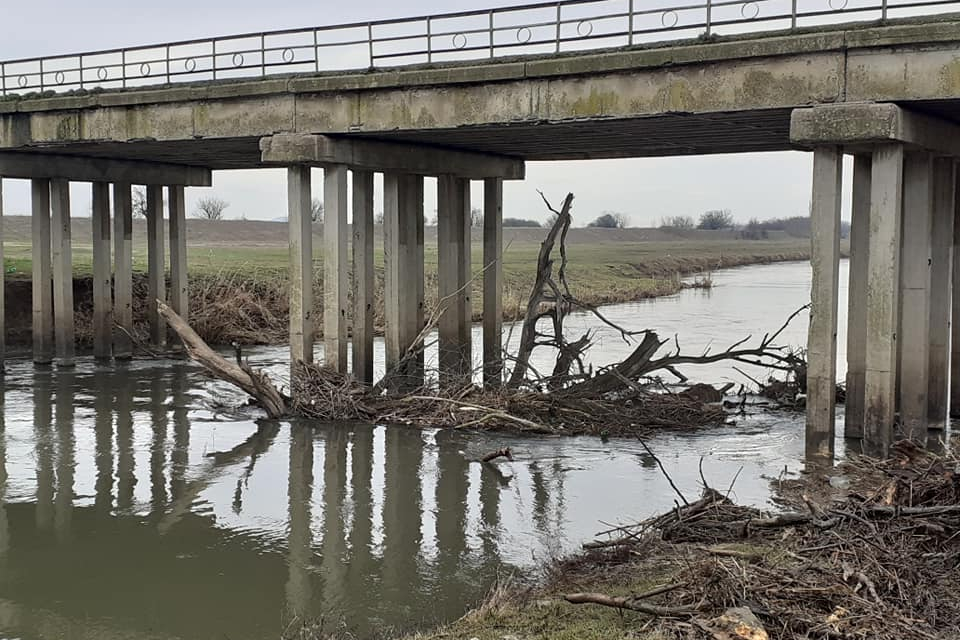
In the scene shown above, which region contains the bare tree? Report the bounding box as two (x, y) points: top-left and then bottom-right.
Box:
(132, 187), (147, 219)
(471, 207), (483, 228)
(698, 209), (734, 230)
(587, 212), (628, 228)
(660, 215), (695, 229)
(374, 211), (384, 225)
(193, 196), (229, 221)
(311, 198), (324, 223)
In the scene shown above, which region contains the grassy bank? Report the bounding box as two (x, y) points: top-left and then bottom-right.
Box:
(0, 219), (820, 346)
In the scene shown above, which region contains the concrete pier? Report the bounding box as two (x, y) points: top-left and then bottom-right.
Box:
(288, 166), (314, 369)
(112, 184), (134, 359)
(31, 179), (53, 365)
(168, 185), (188, 351)
(351, 170), (375, 385)
(91, 182), (112, 360)
(51, 179), (74, 366)
(0, 179), (5, 370)
(324, 165), (349, 373)
(437, 175), (472, 385)
(898, 153), (934, 441)
(482, 178), (503, 389)
(845, 155), (871, 439)
(953, 177), (960, 419)
(805, 146), (842, 461)
(927, 159), (955, 428)
(146, 185), (166, 347)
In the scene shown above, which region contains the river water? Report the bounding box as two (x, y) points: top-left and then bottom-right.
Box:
(0, 261), (841, 640)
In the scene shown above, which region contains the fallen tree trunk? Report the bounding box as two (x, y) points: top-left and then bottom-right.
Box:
(158, 300), (289, 418)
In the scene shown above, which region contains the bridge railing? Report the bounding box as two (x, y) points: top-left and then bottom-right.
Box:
(2, 0), (958, 96)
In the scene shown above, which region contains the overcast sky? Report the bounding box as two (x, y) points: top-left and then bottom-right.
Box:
(0, 0), (852, 226)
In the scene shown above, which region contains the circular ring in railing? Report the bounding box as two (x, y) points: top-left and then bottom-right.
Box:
(661, 9), (680, 28)
(17, 75), (27, 88)
(232, 53), (244, 67)
(140, 63), (151, 76)
(516, 26), (532, 43)
(97, 67), (108, 81)
(828, 0), (848, 9)
(54, 71), (65, 85)
(577, 20), (594, 37)
(452, 33), (468, 50)
(741, 1), (760, 19)
(185, 57), (197, 72)
(282, 48), (295, 63)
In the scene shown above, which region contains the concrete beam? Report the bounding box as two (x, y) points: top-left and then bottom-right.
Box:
(927, 158), (954, 428)
(864, 144), (905, 457)
(91, 182), (112, 360)
(261, 134), (524, 180)
(805, 146), (842, 462)
(323, 164), (348, 373)
(791, 103), (960, 157)
(845, 155), (870, 440)
(168, 185), (188, 351)
(113, 183), (134, 359)
(50, 179), (74, 366)
(0, 153), (211, 186)
(482, 178), (503, 389)
(288, 166), (314, 370)
(897, 152), (934, 442)
(31, 179), (53, 364)
(351, 170), (375, 385)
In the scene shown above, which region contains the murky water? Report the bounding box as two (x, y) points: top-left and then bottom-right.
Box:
(0, 261), (835, 640)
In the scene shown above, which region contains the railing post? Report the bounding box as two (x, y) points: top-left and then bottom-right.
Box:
(368, 23), (375, 67)
(39, 59), (44, 92)
(165, 46), (171, 84)
(212, 39), (217, 80)
(427, 17), (433, 63)
(489, 11), (495, 58)
(121, 49), (127, 88)
(1, 62), (5, 97)
(555, 3), (562, 53)
(881, 0), (889, 20)
(261, 34), (266, 77)
(628, 0), (635, 45)
(705, 0), (713, 36)
(791, 0), (798, 29)
(314, 29), (320, 72)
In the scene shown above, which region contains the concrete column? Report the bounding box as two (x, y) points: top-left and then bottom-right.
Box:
(351, 170), (375, 384)
(323, 164), (348, 373)
(168, 185), (188, 350)
(864, 144), (905, 456)
(146, 185), (166, 347)
(91, 182), (112, 360)
(31, 179), (53, 365)
(482, 178), (503, 389)
(112, 184), (134, 359)
(383, 173), (425, 389)
(288, 166), (314, 368)
(928, 159), (955, 428)
(0, 178), (5, 371)
(805, 147), (842, 461)
(953, 173), (960, 419)
(437, 175), (472, 385)
(845, 155), (871, 439)
(897, 152), (934, 442)
(50, 179), (74, 366)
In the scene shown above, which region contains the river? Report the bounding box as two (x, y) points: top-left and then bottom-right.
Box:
(0, 260), (844, 640)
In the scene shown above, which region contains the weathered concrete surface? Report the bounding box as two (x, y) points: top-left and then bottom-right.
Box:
(50, 178), (74, 367)
(927, 158), (954, 428)
(4, 19), (960, 165)
(31, 179), (53, 364)
(91, 182), (112, 360)
(845, 155), (871, 439)
(482, 177), (503, 389)
(323, 164), (348, 374)
(287, 166), (314, 368)
(112, 183), (134, 359)
(351, 170), (375, 385)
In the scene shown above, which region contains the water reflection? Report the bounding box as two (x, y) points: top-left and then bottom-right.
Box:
(0, 262), (843, 639)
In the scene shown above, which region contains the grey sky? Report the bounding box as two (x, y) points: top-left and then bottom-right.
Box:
(1, 0), (843, 226)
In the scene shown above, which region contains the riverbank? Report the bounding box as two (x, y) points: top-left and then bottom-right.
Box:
(401, 442), (960, 640)
(0, 218), (823, 346)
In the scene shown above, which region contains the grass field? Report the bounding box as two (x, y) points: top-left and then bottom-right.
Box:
(0, 217), (820, 345)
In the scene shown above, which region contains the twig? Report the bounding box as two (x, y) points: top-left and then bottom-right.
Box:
(639, 439), (689, 506)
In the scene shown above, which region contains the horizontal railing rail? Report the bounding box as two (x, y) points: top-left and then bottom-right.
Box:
(1, 0), (957, 96)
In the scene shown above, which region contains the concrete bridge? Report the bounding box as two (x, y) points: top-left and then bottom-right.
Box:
(3, 0), (960, 457)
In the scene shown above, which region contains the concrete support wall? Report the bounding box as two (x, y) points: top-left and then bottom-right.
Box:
(898, 153), (934, 441)
(323, 164), (348, 373)
(845, 154), (871, 439)
(953, 176), (960, 419)
(864, 144), (905, 456)
(168, 185), (188, 351)
(288, 166), (314, 368)
(383, 173), (425, 389)
(482, 178), (503, 389)
(31, 179), (53, 364)
(805, 146), (843, 461)
(91, 182), (112, 360)
(928, 159), (955, 428)
(351, 170), (375, 385)
(146, 185), (166, 347)
(112, 183), (134, 359)
(50, 178), (74, 366)
(437, 175), (472, 385)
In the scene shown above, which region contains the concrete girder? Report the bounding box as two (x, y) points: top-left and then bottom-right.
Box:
(0, 152), (211, 186)
(260, 134), (524, 180)
(791, 103), (960, 157)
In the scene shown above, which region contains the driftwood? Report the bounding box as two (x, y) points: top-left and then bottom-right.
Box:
(158, 300), (289, 418)
(481, 447), (514, 463)
(565, 588), (699, 617)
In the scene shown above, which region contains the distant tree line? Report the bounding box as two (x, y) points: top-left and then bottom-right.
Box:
(660, 208), (850, 239)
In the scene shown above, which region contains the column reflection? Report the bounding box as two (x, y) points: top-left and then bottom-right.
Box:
(33, 371), (54, 531)
(53, 368), (75, 542)
(286, 423), (315, 620)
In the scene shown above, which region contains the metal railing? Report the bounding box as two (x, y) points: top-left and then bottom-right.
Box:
(1, 0), (957, 96)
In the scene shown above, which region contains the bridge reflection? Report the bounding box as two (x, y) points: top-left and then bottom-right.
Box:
(0, 362), (570, 639)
